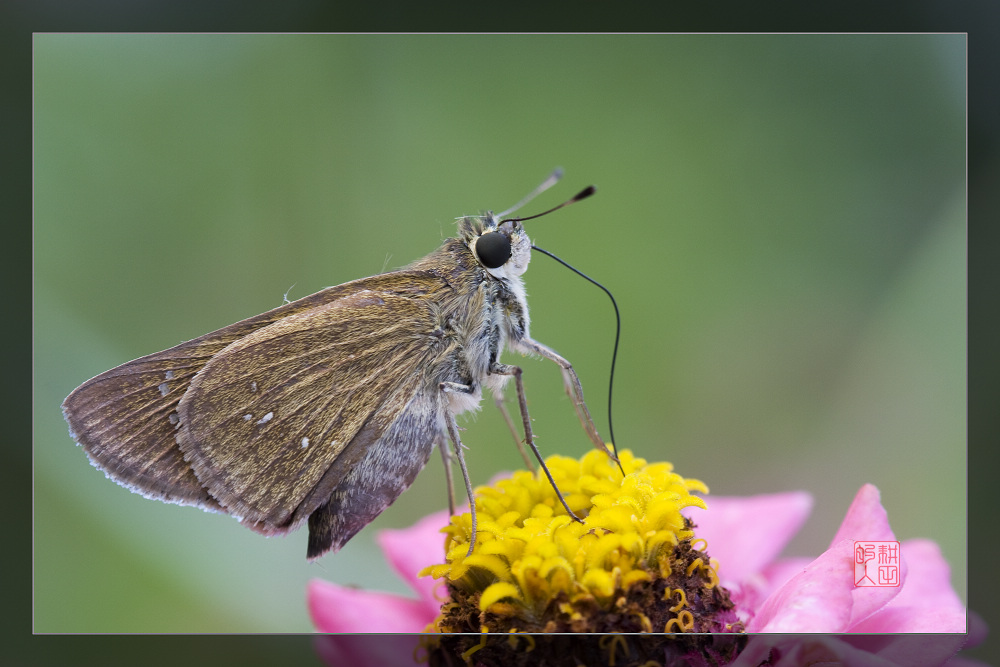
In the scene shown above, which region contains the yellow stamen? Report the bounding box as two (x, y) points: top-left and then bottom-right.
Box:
(599, 634), (628, 666)
(460, 631), (488, 662)
(667, 587), (688, 612)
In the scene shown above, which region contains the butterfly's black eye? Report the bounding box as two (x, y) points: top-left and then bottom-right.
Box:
(475, 231), (512, 269)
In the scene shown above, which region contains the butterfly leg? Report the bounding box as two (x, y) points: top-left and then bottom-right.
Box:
(490, 362), (584, 524)
(440, 382), (479, 555)
(438, 435), (456, 515)
(492, 390), (535, 470)
(515, 337), (618, 464)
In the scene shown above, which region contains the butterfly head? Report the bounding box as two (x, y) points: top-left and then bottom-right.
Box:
(466, 213), (531, 280)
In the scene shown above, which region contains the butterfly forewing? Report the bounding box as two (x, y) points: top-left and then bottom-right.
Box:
(176, 276), (454, 533)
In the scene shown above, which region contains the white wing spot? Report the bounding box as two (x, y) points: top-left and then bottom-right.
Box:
(243, 414), (253, 421)
(257, 412), (273, 425)
(330, 439), (339, 448)
(157, 382), (169, 397)
(251, 381), (258, 392)
(301, 437), (310, 448)
(168, 413), (179, 425)
(165, 370), (175, 380)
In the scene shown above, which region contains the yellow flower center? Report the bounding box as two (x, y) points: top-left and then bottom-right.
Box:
(420, 449), (711, 622)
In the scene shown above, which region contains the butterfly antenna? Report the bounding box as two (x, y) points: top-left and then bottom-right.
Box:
(503, 185), (595, 224)
(496, 168), (565, 218)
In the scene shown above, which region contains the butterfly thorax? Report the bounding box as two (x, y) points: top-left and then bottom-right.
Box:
(406, 213), (532, 414)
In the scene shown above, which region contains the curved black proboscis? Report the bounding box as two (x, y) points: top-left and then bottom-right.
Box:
(532, 244), (624, 476)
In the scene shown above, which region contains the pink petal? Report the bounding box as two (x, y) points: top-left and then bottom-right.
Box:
(759, 557), (816, 592)
(749, 485), (920, 632)
(307, 578), (435, 633)
(851, 604), (967, 634)
(682, 491), (813, 583)
(966, 611), (990, 649)
(313, 635), (424, 667)
(945, 657), (995, 667)
(731, 635), (894, 667)
(733, 635), (971, 667)
(829, 484), (898, 547)
(890, 539), (964, 612)
(747, 538), (856, 632)
(851, 539), (965, 632)
(730, 556), (814, 618)
(841, 635), (970, 667)
(833, 485), (908, 627)
(943, 613), (991, 667)
(376, 509), (453, 615)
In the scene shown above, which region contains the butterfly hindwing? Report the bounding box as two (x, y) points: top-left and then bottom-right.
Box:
(306, 386), (444, 558)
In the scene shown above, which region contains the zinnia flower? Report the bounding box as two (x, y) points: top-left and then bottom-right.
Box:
(308, 449), (979, 666)
(308, 510), (451, 633)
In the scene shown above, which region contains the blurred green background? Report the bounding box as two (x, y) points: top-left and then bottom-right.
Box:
(34, 34), (965, 633)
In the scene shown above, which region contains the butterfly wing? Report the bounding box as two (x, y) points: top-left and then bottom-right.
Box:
(62, 342), (224, 509)
(62, 283), (377, 509)
(62, 272), (453, 518)
(174, 272), (456, 544)
(304, 384), (445, 558)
